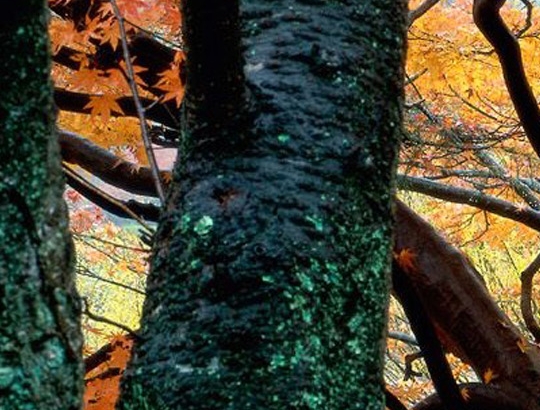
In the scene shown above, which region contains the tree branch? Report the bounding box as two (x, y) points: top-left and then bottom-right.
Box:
(63, 164), (159, 225)
(473, 0), (540, 159)
(409, 0), (441, 25)
(110, 0), (165, 204)
(393, 260), (467, 410)
(397, 174), (540, 232)
(395, 200), (540, 404)
(520, 252), (540, 342)
(59, 129), (170, 197)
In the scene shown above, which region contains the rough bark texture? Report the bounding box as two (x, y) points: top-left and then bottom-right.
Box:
(120, 1), (407, 409)
(0, 1), (83, 408)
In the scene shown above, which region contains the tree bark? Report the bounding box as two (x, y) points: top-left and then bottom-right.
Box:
(119, 1), (407, 409)
(0, 1), (83, 408)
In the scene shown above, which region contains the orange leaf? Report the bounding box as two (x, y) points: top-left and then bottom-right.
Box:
(482, 368), (498, 384)
(84, 95), (124, 123)
(517, 337), (528, 353)
(156, 65), (185, 107)
(394, 248), (417, 273)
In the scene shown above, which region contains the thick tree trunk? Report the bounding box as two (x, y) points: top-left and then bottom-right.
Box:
(120, 1), (407, 409)
(0, 1), (83, 408)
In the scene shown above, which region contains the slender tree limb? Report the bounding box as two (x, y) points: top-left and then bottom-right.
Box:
(473, 0), (540, 159)
(474, 149), (540, 210)
(515, 0), (533, 38)
(388, 331), (419, 346)
(409, 0), (441, 25)
(77, 267), (145, 296)
(398, 174), (540, 232)
(82, 298), (138, 337)
(393, 262), (467, 410)
(110, 0), (165, 204)
(63, 164), (158, 227)
(403, 352), (423, 381)
(59, 129), (170, 197)
(520, 252), (540, 342)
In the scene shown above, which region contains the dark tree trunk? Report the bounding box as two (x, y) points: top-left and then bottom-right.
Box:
(0, 1), (83, 408)
(120, 1), (407, 409)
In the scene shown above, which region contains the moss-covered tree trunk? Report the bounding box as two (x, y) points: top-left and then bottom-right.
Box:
(0, 1), (83, 408)
(120, 1), (407, 409)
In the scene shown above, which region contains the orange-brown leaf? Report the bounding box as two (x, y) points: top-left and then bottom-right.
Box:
(84, 95), (124, 123)
(482, 368), (498, 384)
(394, 248), (417, 273)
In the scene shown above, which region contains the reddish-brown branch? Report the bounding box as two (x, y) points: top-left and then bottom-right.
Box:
(520, 252), (540, 342)
(413, 383), (525, 410)
(473, 0), (540, 159)
(393, 262), (467, 410)
(395, 200), (540, 407)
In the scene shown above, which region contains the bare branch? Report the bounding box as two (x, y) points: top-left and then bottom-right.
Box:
(59, 129), (170, 197)
(63, 165), (157, 229)
(83, 298), (138, 337)
(473, 0), (540, 159)
(110, 0), (165, 204)
(397, 174), (540, 232)
(520, 252), (540, 342)
(515, 0), (533, 38)
(409, 0), (441, 25)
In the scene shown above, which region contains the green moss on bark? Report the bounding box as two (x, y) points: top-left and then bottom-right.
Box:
(120, 0), (407, 409)
(0, 1), (83, 408)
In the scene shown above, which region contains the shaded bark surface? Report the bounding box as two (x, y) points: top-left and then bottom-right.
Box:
(0, 1), (83, 408)
(119, 1), (407, 409)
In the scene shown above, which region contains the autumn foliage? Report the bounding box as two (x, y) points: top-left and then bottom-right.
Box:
(47, 0), (540, 408)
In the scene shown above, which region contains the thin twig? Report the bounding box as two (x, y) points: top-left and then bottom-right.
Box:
(78, 267), (146, 296)
(109, 0), (166, 204)
(515, 0), (533, 38)
(83, 298), (138, 337)
(123, 17), (183, 50)
(74, 233), (149, 253)
(388, 331), (419, 346)
(520, 252), (540, 342)
(409, 0), (441, 25)
(63, 164), (154, 233)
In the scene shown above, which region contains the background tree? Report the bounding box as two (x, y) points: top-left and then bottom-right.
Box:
(19, 0), (540, 409)
(0, 0), (83, 408)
